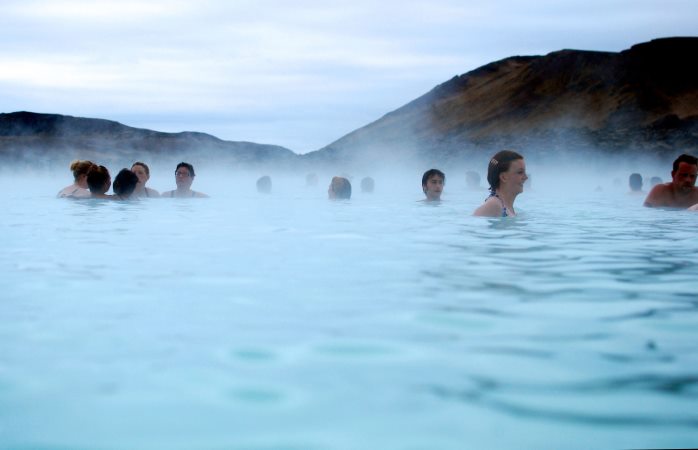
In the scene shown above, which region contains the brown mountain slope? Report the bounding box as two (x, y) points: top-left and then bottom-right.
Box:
(305, 37), (698, 167)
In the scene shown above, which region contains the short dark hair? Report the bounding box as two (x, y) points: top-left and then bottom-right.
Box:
(176, 162), (195, 177)
(628, 173), (643, 191)
(422, 169), (445, 186)
(487, 150), (524, 193)
(113, 169), (139, 197)
(672, 154), (698, 173)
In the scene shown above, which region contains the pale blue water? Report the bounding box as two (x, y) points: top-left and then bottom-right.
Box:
(0, 171), (697, 449)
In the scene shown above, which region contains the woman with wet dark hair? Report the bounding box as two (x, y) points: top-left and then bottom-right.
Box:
(473, 150), (527, 217)
(86, 165), (113, 199)
(112, 169), (140, 200)
(57, 159), (95, 198)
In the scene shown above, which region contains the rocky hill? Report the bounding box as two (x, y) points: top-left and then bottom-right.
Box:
(3, 38), (697, 171)
(0, 111), (297, 169)
(304, 37), (698, 168)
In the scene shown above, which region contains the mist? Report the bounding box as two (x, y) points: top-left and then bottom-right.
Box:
(2, 141), (673, 208)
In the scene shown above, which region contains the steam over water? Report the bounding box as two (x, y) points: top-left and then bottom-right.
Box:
(1, 168), (696, 449)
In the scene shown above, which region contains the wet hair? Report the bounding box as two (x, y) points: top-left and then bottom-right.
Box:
(421, 169), (445, 187)
(113, 169), (139, 198)
(361, 176), (375, 193)
(330, 176), (352, 199)
(70, 160), (95, 181)
(672, 154), (698, 173)
(487, 150), (524, 193)
(256, 175), (272, 194)
(628, 173), (643, 191)
(86, 165), (111, 193)
(175, 162), (195, 177)
(131, 161), (150, 176)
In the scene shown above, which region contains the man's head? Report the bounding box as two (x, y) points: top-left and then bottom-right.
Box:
(671, 154), (698, 194)
(629, 173), (643, 192)
(175, 162), (195, 190)
(465, 170), (481, 189)
(328, 176), (351, 199)
(256, 175), (272, 194)
(422, 169), (445, 201)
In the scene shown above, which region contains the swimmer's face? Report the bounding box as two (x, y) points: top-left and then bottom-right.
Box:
(131, 164), (149, 187)
(671, 162), (697, 193)
(423, 175), (444, 201)
(501, 159), (528, 194)
(175, 167), (193, 189)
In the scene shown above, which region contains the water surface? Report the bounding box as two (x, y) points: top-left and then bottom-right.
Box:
(0, 172), (696, 449)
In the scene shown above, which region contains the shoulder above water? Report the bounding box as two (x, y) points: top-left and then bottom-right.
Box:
(57, 185), (91, 199)
(161, 189), (209, 198)
(473, 196), (504, 217)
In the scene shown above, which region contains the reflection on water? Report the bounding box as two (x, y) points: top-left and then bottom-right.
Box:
(0, 177), (697, 449)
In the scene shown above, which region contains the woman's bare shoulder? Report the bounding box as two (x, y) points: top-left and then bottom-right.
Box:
(473, 197), (500, 217)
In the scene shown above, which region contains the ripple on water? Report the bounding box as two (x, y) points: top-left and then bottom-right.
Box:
(230, 348), (279, 363)
(227, 386), (286, 405)
(425, 371), (698, 427)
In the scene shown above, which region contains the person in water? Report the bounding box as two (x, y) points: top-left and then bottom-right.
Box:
(131, 161), (159, 198)
(57, 160), (95, 198)
(328, 176), (351, 199)
(256, 175), (272, 194)
(305, 173), (319, 187)
(628, 173), (644, 194)
(473, 150), (527, 217)
(86, 165), (112, 199)
(161, 162), (209, 198)
(112, 169), (140, 200)
(643, 154), (698, 208)
(465, 170), (485, 191)
(361, 176), (375, 193)
(421, 169), (445, 202)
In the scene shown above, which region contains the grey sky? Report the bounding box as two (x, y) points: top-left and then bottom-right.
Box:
(1, 0), (695, 153)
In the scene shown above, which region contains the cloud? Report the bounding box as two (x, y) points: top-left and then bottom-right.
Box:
(4, 0), (187, 22)
(0, 0), (696, 152)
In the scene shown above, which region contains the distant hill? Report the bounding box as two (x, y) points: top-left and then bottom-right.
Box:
(4, 37), (697, 171)
(0, 111), (297, 169)
(303, 37), (698, 168)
